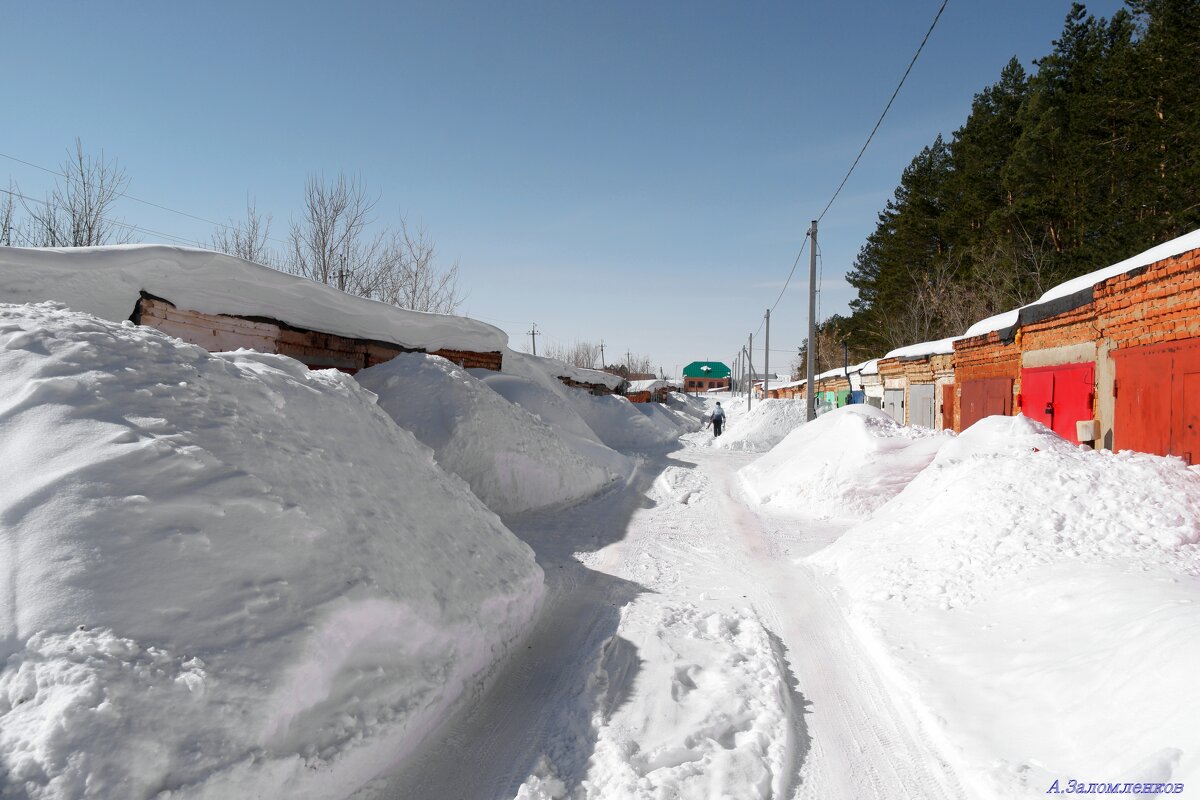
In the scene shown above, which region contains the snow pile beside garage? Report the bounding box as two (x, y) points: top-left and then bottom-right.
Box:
(357, 353), (621, 515)
(739, 405), (950, 519)
(0, 303), (542, 800)
(810, 414), (1200, 797)
(514, 599), (798, 800)
(709, 398), (810, 452)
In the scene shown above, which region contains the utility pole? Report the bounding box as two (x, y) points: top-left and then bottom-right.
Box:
(764, 308), (771, 400)
(806, 220), (818, 421)
(747, 334), (753, 412)
(600, 340), (606, 369)
(528, 323), (540, 356)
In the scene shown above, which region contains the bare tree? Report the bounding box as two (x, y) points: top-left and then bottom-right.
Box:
(375, 220), (463, 314)
(21, 138), (132, 247)
(286, 172), (465, 314)
(287, 172), (390, 294)
(542, 339), (603, 369)
(212, 198), (275, 265)
(0, 184), (14, 246)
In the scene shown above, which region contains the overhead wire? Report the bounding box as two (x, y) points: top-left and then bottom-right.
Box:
(0, 150), (291, 246)
(742, 0), (949, 358)
(817, 0), (949, 224)
(1, 186), (208, 249)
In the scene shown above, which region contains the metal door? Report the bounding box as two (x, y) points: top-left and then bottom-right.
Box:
(1181, 371), (1200, 465)
(883, 388), (905, 424)
(908, 383), (936, 429)
(1021, 363), (1094, 444)
(959, 377), (1012, 431)
(1113, 336), (1200, 462)
(941, 383), (956, 431)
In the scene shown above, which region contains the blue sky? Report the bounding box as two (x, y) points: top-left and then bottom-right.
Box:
(3, 0), (1127, 377)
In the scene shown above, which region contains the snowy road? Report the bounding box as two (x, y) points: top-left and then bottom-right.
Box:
(363, 436), (966, 799)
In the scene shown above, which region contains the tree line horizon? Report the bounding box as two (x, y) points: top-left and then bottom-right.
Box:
(817, 0), (1199, 374)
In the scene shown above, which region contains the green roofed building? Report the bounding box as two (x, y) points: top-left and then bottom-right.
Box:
(681, 361), (731, 394)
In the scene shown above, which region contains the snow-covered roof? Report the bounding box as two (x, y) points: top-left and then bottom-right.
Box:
(964, 227), (1200, 338)
(525, 353), (626, 390)
(627, 379), (676, 393)
(0, 245), (509, 353)
(883, 336), (962, 360)
(859, 359), (880, 376)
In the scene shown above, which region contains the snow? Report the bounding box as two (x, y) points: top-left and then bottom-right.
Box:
(739, 404), (950, 519)
(882, 335), (960, 359)
(0, 244), (508, 353)
(688, 397), (809, 453)
(963, 308), (1019, 338)
(524, 599), (797, 799)
(0, 302), (541, 799)
(963, 226), (1200, 338)
(625, 379), (677, 394)
(807, 413), (1200, 796)
(527, 355), (626, 391)
(356, 353), (621, 515)
(6, 243), (1200, 800)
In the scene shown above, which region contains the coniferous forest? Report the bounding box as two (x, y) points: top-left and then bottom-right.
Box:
(843, 0), (1200, 357)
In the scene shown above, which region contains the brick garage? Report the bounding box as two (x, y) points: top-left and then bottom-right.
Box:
(951, 331), (1020, 433)
(876, 339), (958, 429)
(133, 293), (504, 373)
(950, 230), (1200, 460)
(1093, 244), (1200, 460)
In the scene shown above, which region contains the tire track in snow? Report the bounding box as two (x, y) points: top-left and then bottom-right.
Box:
(695, 449), (965, 800)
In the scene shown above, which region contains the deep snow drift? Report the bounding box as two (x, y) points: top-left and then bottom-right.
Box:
(0, 303), (542, 800)
(356, 353), (622, 515)
(794, 413), (1200, 796)
(701, 397), (810, 453)
(499, 350), (692, 451)
(739, 405), (950, 519)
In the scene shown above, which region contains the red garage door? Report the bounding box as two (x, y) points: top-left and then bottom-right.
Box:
(1113, 337), (1200, 464)
(1020, 363), (1095, 444)
(959, 377), (1012, 431)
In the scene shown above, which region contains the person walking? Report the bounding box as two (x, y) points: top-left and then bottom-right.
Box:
(711, 401), (726, 437)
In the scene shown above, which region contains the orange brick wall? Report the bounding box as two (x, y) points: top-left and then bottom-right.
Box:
(951, 332), (1020, 431)
(1094, 250), (1200, 346)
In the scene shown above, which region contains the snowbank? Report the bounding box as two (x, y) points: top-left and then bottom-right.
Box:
(568, 392), (684, 450)
(709, 398), (809, 453)
(515, 600), (797, 800)
(479, 353), (635, 480)
(0, 244), (507, 353)
(499, 350), (686, 451)
(357, 353), (620, 515)
(0, 303), (541, 800)
(809, 415), (1200, 796)
(739, 405), (950, 519)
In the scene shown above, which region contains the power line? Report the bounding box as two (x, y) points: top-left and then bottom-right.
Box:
(741, 0), (949, 361)
(1, 186), (208, 249)
(817, 0), (949, 223)
(0, 150), (290, 246)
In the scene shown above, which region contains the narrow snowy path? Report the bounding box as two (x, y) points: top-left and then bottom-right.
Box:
(363, 440), (966, 799)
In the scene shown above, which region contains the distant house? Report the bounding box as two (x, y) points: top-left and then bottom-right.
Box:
(682, 361), (730, 394)
(0, 245), (508, 373)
